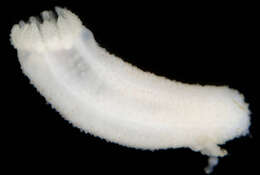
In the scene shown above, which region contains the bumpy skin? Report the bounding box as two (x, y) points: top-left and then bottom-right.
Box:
(11, 8), (250, 172)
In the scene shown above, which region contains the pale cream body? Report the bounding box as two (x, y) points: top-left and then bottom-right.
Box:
(11, 8), (251, 173)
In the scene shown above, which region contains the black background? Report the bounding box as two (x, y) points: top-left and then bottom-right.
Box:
(4, 1), (258, 174)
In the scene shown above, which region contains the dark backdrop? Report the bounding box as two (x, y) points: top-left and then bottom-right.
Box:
(4, 1), (258, 174)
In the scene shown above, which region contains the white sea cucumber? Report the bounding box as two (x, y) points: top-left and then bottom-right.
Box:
(10, 7), (251, 173)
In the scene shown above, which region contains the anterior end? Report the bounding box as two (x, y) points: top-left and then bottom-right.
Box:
(55, 7), (83, 49)
(10, 21), (44, 52)
(10, 7), (83, 52)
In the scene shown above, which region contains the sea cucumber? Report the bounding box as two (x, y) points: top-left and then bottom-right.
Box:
(10, 7), (251, 173)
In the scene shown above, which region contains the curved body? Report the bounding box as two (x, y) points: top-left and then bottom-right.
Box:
(11, 8), (251, 173)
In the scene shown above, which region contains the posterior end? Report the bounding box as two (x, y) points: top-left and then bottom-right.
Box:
(204, 157), (219, 174)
